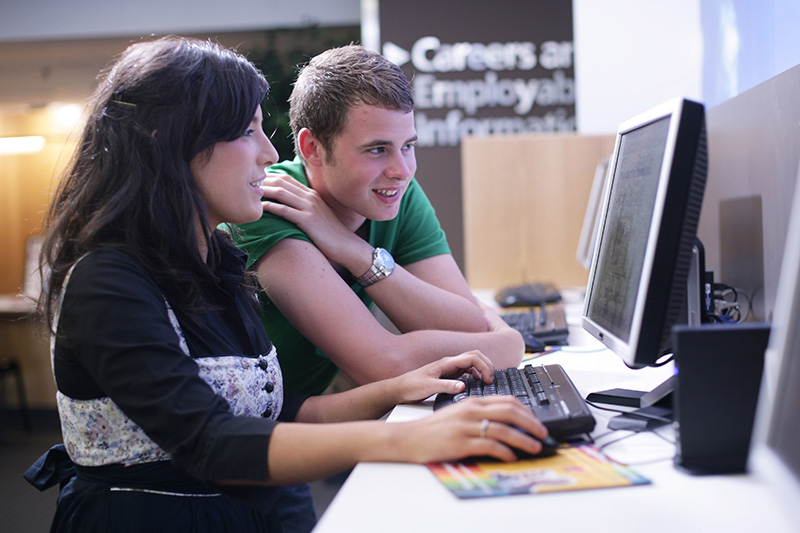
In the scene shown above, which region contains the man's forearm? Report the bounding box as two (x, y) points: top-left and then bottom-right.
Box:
(340, 327), (524, 385)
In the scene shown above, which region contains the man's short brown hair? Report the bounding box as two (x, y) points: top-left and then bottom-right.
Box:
(289, 45), (414, 161)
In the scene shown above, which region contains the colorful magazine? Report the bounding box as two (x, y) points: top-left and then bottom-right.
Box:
(427, 443), (650, 499)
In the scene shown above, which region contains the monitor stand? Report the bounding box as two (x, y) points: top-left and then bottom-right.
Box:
(584, 239), (707, 430)
(587, 376), (675, 430)
(586, 374), (675, 409)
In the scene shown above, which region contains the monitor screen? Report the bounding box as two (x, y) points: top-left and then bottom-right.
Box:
(749, 172), (800, 527)
(582, 98), (707, 369)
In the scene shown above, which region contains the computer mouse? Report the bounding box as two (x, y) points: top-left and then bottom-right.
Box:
(513, 434), (560, 460)
(521, 332), (546, 352)
(496, 288), (533, 307)
(471, 432), (559, 462)
(494, 283), (562, 308)
(496, 290), (521, 308)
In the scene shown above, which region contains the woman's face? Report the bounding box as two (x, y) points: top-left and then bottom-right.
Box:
(191, 106), (278, 228)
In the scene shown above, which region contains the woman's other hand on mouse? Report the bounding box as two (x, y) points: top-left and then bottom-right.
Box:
(385, 396), (549, 463)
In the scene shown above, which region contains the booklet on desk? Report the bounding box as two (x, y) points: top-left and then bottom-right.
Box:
(427, 444), (649, 499)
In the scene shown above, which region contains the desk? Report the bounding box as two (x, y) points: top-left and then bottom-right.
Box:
(314, 291), (795, 533)
(0, 293), (36, 318)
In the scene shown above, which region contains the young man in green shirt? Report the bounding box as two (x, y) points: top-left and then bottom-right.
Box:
(234, 45), (523, 396)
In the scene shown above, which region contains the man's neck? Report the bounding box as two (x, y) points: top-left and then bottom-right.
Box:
(305, 166), (367, 233)
(355, 219), (370, 241)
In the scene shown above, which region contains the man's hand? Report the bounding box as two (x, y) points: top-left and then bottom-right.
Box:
(260, 173), (370, 270)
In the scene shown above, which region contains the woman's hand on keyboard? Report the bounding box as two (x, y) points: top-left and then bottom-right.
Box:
(389, 350), (495, 405)
(390, 396), (550, 463)
(298, 351), (499, 423)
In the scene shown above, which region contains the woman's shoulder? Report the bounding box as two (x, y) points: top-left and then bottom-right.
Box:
(74, 248), (143, 273)
(69, 248), (157, 293)
(58, 248), (174, 332)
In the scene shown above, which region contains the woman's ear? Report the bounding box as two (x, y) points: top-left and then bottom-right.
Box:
(297, 128), (326, 168)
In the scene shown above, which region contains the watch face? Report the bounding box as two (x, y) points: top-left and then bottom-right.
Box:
(376, 248), (395, 270)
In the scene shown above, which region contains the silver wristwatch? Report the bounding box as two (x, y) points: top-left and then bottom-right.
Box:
(355, 247), (395, 287)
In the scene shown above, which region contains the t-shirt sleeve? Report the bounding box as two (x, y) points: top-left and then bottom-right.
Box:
(232, 210), (313, 270)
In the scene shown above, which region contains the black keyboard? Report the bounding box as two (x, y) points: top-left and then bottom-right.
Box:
(501, 304), (570, 351)
(434, 364), (595, 441)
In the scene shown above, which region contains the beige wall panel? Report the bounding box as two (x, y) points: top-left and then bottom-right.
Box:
(462, 133), (615, 290)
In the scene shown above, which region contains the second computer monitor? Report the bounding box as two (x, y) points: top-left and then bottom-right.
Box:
(582, 97), (708, 369)
(576, 156), (611, 271)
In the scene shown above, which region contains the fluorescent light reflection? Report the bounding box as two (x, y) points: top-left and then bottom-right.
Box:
(0, 136), (46, 155)
(48, 103), (83, 131)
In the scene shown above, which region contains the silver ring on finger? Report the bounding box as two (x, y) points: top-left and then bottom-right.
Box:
(480, 418), (490, 439)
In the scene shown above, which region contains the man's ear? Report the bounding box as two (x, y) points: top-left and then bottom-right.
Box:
(298, 128), (326, 167)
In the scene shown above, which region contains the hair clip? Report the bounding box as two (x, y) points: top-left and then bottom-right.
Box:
(111, 100), (137, 107)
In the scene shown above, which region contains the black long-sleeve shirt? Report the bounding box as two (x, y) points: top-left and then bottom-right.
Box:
(54, 246), (306, 483)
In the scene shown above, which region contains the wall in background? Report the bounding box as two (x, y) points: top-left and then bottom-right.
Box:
(573, 0), (703, 135)
(0, 107), (75, 294)
(574, 0), (800, 135)
(0, 0), (360, 41)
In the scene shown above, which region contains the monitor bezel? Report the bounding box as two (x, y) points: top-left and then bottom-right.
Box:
(581, 97), (706, 369)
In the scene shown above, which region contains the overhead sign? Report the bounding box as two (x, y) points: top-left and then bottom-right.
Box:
(364, 0), (575, 265)
(386, 35), (575, 147)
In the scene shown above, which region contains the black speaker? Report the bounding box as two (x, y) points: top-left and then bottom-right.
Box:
(672, 322), (770, 475)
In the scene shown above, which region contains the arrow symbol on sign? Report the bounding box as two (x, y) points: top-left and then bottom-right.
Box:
(382, 41), (411, 67)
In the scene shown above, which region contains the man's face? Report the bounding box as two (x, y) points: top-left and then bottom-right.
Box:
(311, 103), (417, 229)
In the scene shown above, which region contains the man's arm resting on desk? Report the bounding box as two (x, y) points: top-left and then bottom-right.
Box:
(254, 240), (523, 384)
(363, 253), (489, 333)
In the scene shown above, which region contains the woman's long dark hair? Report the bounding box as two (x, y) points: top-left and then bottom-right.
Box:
(39, 36), (270, 331)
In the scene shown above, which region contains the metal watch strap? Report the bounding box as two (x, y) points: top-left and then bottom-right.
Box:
(355, 248), (394, 288)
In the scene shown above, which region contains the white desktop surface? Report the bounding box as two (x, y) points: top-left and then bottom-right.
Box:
(313, 292), (795, 533)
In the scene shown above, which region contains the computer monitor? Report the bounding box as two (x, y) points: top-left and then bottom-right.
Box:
(748, 170), (800, 527)
(576, 156), (611, 271)
(581, 98), (708, 408)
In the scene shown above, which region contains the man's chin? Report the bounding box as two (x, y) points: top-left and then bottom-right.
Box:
(369, 207), (401, 222)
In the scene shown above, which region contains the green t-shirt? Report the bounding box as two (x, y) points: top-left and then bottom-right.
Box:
(232, 157), (451, 395)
